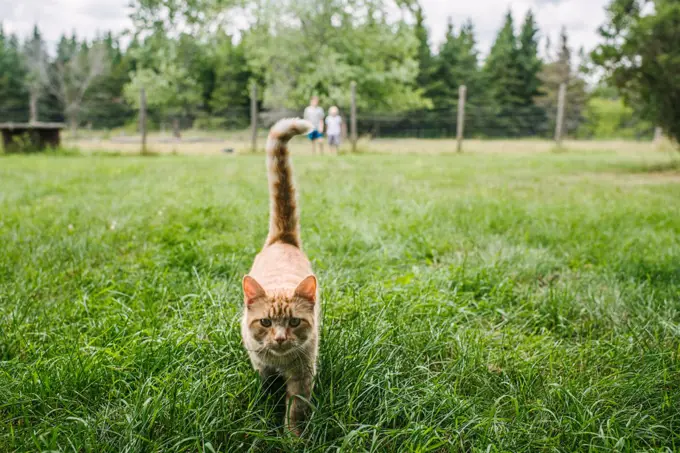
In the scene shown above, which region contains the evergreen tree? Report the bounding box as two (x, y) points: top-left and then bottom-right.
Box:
(516, 10), (545, 134)
(413, 3), (433, 89)
(55, 33), (78, 64)
(456, 20), (492, 136)
(428, 19), (482, 107)
(209, 32), (255, 127)
(22, 25), (53, 122)
(45, 32), (110, 133)
(0, 26), (29, 121)
(555, 27), (571, 84)
(83, 33), (135, 128)
(177, 32), (212, 111)
(593, 0), (680, 145)
(537, 27), (587, 137)
(484, 10), (524, 136)
(456, 20), (484, 103)
(427, 19), (459, 110)
(420, 17), (486, 136)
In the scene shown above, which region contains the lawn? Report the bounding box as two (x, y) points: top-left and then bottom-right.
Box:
(63, 133), (661, 155)
(1, 149), (679, 452)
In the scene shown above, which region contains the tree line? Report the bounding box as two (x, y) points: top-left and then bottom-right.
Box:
(0, 0), (665, 140)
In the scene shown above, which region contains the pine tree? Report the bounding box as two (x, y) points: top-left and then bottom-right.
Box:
(456, 20), (484, 101)
(427, 19), (482, 105)
(420, 17), (485, 136)
(46, 32), (110, 133)
(537, 27), (587, 137)
(413, 3), (433, 89)
(0, 26), (29, 122)
(209, 32), (255, 127)
(427, 19), (459, 110)
(593, 0), (680, 144)
(484, 10), (524, 136)
(84, 33), (135, 128)
(516, 10), (546, 134)
(558, 27), (571, 82)
(22, 25), (53, 122)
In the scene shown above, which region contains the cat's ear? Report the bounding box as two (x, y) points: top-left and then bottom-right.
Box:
(242, 275), (265, 304)
(294, 275), (317, 303)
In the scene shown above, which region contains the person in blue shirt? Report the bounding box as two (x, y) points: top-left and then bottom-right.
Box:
(303, 96), (325, 154)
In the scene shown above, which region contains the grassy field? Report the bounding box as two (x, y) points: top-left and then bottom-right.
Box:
(1, 148), (680, 452)
(60, 131), (665, 155)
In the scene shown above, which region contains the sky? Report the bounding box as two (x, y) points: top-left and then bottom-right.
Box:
(2, 0), (609, 57)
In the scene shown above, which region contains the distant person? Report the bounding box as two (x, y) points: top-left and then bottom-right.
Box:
(325, 106), (344, 155)
(303, 96), (325, 154)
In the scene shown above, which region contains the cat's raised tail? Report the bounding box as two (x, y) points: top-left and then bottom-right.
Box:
(265, 118), (313, 248)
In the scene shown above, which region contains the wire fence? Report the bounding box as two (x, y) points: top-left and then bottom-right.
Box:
(0, 83), (658, 153)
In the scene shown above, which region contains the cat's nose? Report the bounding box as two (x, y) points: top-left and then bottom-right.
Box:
(274, 326), (288, 344)
(274, 329), (287, 343)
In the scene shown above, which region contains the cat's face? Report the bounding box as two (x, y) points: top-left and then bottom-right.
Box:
(243, 275), (317, 356)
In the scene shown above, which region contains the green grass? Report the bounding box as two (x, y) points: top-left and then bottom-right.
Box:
(1, 150), (679, 452)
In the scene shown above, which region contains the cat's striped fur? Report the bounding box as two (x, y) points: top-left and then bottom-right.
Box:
(241, 118), (319, 435)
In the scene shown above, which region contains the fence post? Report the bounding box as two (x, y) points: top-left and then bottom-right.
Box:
(555, 83), (567, 147)
(250, 82), (258, 152)
(139, 87), (147, 154)
(350, 81), (357, 153)
(456, 85), (467, 152)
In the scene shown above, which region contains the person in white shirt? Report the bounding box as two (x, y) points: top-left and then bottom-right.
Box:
(303, 96), (325, 154)
(325, 106), (344, 155)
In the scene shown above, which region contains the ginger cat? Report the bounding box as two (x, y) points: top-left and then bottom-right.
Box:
(241, 118), (319, 434)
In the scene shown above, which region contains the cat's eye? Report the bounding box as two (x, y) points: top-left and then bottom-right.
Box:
(259, 318), (272, 327)
(289, 317), (301, 327)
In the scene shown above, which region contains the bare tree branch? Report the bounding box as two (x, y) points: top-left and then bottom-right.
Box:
(45, 42), (110, 131)
(22, 35), (50, 122)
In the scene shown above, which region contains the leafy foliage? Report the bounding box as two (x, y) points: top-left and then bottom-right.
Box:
(579, 96), (652, 138)
(207, 32), (256, 127)
(124, 38), (202, 117)
(0, 1), (664, 139)
(593, 0), (680, 146)
(244, 0), (428, 112)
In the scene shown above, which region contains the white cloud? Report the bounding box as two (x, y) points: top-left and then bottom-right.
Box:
(420, 0), (608, 56)
(2, 0), (607, 57)
(2, 0), (131, 50)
